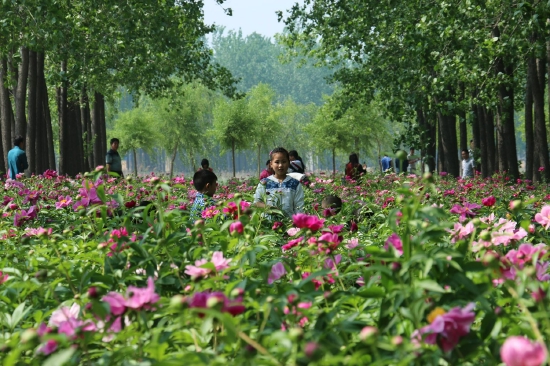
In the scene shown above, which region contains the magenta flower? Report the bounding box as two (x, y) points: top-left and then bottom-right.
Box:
(268, 262), (286, 284)
(211, 251), (231, 271)
(282, 236), (305, 251)
(324, 254), (342, 270)
(102, 292), (127, 316)
(450, 202), (481, 222)
(327, 224), (344, 234)
(72, 197), (90, 211)
(500, 336), (547, 366)
(229, 221), (244, 235)
(482, 196), (496, 207)
(55, 195), (73, 209)
(449, 222), (475, 243)
(0, 271), (8, 284)
(187, 291), (245, 317)
(535, 205), (550, 230)
(292, 213), (325, 231)
(272, 221), (283, 230)
(384, 233), (403, 256)
(318, 232), (342, 253)
(347, 238), (359, 249)
(48, 303), (80, 327)
(37, 339), (58, 355)
(124, 277), (160, 310)
(412, 303), (475, 352)
(201, 206), (220, 219)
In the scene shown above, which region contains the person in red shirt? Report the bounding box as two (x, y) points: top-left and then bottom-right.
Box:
(260, 159), (273, 179)
(198, 158), (213, 172)
(345, 153), (366, 181)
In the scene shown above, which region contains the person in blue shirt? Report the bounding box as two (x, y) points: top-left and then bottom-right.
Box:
(7, 136), (28, 180)
(380, 154), (393, 172)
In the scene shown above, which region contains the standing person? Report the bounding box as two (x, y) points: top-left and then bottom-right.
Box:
(345, 153), (366, 180)
(254, 147), (304, 218)
(408, 148), (420, 174)
(288, 150), (305, 174)
(106, 138), (124, 177)
(198, 159), (213, 172)
(380, 154), (392, 172)
(260, 159), (273, 179)
(7, 136), (28, 180)
(461, 149), (474, 179)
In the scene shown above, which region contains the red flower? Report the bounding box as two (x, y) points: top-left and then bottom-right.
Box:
(482, 196), (496, 207)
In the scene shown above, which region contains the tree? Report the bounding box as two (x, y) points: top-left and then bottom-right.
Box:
(212, 97), (256, 177)
(109, 108), (159, 176)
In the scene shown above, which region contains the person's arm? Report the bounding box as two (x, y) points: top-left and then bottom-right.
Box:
(254, 183), (267, 208)
(294, 183), (305, 214)
(105, 152), (112, 172)
(18, 152), (28, 171)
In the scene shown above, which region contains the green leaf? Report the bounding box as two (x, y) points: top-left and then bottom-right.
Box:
(416, 280), (445, 293)
(43, 348), (76, 366)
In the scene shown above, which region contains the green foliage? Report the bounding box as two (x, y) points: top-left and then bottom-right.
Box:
(109, 107), (159, 157)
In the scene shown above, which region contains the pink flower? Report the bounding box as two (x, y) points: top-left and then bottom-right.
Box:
(49, 303), (80, 327)
(201, 206), (220, 219)
(282, 236), (304, 251)
(185, 259), (210, 279)
(350, 221), (358, 232)
(327, 224), (344, 234)
(450, 222), (475, 242)
(347, 238), (359, 249)
(0, 271), (8, 284)
(187, 291), (245, 317)
(268, 262), (286, 284)
(272, 221), (283, 230)
(37, 339), (58, 355)
(384, 233), (403, 256)
(292, 213), (325, 231)
(412, 303), (475, 352)
(287, 227), (300, 236)
(535, 205), (550, 230)
(229, 221), (244, 235)
(482, 196), (496, 207)
(318, 232), (342, 253)
(450, 202), (481, 222)
(212, 251), (231, 271)
(324, 254), (342, 270)
(125, 277), (159, 310)
(500, 336), (547, 366)
(102, 292), (127, 316)
(55, 195), (73, 209)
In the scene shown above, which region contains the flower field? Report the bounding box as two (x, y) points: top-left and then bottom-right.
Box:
(1, 169), (550, 365)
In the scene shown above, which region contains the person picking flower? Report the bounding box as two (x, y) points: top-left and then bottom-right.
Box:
(190, 169), (218, 222)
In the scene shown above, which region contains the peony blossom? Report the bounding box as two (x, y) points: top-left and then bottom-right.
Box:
(187, 291), (245, 317)
(211, 251), (231, 271)
(272, 221), (283, 230)
(229, 221), (244, 235)
(482, 196), (496, 207)
(37, 339), (58, 355)
(282, 236), (305, 251)
(500, 336), (547, 366)
(125, 277), (160, 310)
(412, 303), (475, 352)
(292, 213), (325, 231)
(535, 205), (550, 230)
(0, 271), (8, 284)
(55, 195), (73, 209)
(347, 238), (359, 249)
(384, 233), (403, 256)
(268, 262), (286, 284)
(102, 292), (127, 316)
(450, 202), (481, 222)
(49, 303), (80, 327)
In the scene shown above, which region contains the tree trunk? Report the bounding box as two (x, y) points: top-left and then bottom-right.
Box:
(43, 76), (56, 170)
(0, 58), (12, 173)
(231, 138), (236, 178)
(525, 71), (534, 181)
(35, 52), (46, 175)
(133, 148), (138, 176)
(257, 144), (261, 178)
(437, 118), (444, 173)
(437, 112), (459, 177)
(530, 57), (550, 182)
(458, 83), (467, 152)
(495, 112), (508, 173)
(26, 50), (37, 175)
(91, 92), (103, 168)
(99, 94), (107, 161)
(15, 47), (29, 138)
(8, 51), (16, 141)
(81, 88), (92, 172)
(484, 108), (496, 176)
(332, 147), (336, 177)
(58, 61), (70, 176)
(170, 141), (178, 179)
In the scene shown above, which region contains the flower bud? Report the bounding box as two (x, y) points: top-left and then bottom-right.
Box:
(479, 230), (491, 241)
(423, 172), (434, 183)
(170, 295), (186, 309)
(88, 286), (99, 299)
(20, 328), (38, 344)
(359, 326), (378, 341)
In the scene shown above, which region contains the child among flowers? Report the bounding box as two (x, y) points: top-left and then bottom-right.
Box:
(190, 169), (218, 221)
(254, 147), (304, 218)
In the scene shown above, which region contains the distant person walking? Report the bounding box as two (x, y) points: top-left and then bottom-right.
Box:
(461, 149), (474, 179)
(288, 150), (305, 174)
(7, 136), (28, 180)
(260, 159), (273, 179)
(198, 158), (213, 172)
(408, 148), (420, 174)
(345, 153), (366, 180)
(106, 138), (124, 177)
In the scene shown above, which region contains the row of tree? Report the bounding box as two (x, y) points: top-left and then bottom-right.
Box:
(109, 82), (396, 177)
(281, 0), (550, 180)
(0, 0), (237, 177)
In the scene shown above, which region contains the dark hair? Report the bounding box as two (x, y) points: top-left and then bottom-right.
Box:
(13, 136), (24, 147)
(288, 149), (306, 172)
(270, 147), (290, 161)
(349, 153), (359, 164)
(265, 159), (271, 166)
(289, 150), (298, 158)
(193, 170), (217, 191)
(462, 149), (469, 154)
(110, 138), (120, 145)
(201, 158), (209, 168)
(322, 195), (342, 213)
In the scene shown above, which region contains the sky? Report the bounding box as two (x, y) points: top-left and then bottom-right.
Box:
(203, 0), (303, 38)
